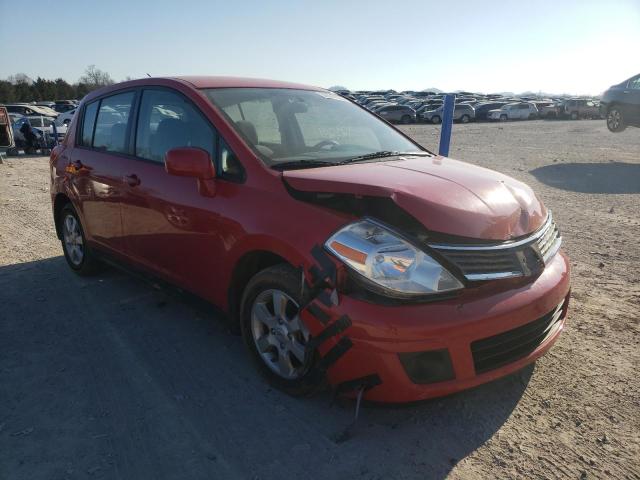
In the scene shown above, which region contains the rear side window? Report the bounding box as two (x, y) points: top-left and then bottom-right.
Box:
(135, 89), (216, 163)
(93, 92), (135, 153)
(80, 101), (99, 146)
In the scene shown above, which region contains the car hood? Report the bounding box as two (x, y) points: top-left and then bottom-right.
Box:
(283, 156), (547, 241)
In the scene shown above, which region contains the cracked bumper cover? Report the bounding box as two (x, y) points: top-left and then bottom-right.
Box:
(305, 251), (570, 404)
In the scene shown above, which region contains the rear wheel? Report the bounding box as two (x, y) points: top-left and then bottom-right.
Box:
(240, 264), (323, 396)
(59, 204), (103, 275)
(431, 115), (442, 124)
(500, 114), (508, 122)
(606, 107), (626, 132)
(460, 114), (470, 123)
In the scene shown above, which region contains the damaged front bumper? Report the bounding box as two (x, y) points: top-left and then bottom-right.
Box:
(300, 250), (571, 404)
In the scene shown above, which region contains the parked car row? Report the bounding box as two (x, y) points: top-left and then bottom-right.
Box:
(336, 89), (604, 124)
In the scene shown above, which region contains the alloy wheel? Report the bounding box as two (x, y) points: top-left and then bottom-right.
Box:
(607, 109), (621, 131)
(250, 289), (310, 380)
(63, 214), (84, 266)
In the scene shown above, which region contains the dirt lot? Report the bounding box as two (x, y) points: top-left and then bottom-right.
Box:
(1, 119), (639, 480)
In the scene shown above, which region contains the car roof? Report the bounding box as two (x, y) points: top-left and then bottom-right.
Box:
(83, 76), (326, 104)
(171, 76), (323, 91)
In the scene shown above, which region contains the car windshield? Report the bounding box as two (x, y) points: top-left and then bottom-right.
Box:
(203, 88), (426, 168)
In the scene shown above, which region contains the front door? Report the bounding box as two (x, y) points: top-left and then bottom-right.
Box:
(119, 88), (224, 297)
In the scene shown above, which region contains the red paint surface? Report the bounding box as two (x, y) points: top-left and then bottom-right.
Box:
(51, 77), (570, 402)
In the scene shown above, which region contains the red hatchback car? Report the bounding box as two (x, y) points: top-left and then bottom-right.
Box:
(50, 77), (570, 403)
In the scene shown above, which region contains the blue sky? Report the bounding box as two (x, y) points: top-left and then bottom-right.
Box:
(1, 0), (638, 94)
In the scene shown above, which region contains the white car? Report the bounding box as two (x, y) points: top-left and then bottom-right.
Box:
(14, 116), (68, 143)
(488, 102), (538, 121)
(54, 108), (77, 126)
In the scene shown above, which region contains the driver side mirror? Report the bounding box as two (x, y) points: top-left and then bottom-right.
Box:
(165, 147), (216, 196)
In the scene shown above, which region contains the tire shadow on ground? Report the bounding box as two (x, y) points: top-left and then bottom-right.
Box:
(530, 162), (640, 194)
(0, 256), (533, 480)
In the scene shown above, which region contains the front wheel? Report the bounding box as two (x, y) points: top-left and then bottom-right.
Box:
(606, 107), (626, 132)
(59, 204), (103, 275)
(500, 114), (508, 122)
(400, 115), (411, 124)
(460, 114), (470, 123)
(240, 264), (323, 396)
(431, 115), (442, 124)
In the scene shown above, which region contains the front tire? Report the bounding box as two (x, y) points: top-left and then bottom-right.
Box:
(460, 114), (470, 124)
(400, 115), (411, 124)
(240, 264), (323, 396)
(500, 114), (508, 122)
(606, 107), (626, 132)
(431, 115), (442, 124)
(59, 204), (103, 275)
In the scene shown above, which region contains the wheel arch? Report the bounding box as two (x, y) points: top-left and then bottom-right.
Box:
(53, 192), (72, 240)
(227, 250), (293, 324)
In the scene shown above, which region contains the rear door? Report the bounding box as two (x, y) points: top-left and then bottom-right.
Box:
(68, 91), (137, 255)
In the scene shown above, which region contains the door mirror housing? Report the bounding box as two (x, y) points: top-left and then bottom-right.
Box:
(165, 147), (217, 197)
(165, 147), (215, 179)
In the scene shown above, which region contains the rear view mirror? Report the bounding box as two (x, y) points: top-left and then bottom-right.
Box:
(165, 147), (215, 179)
(165, 147), (216, 196)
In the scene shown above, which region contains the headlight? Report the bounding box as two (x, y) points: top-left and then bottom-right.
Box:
(325, 219), (463, 297)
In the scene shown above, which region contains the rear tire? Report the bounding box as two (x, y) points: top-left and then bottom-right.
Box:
(240, 264), (324, 397)
(59, 203), (103, 275)
(606, 107), (626, 132)
(500, 114), (508, 122)
(460, 114), (470, 123)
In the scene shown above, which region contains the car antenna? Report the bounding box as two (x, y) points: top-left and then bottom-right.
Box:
(146, 73), (151, 78)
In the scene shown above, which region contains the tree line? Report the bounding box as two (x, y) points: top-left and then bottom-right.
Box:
(0, 66), (119, 104)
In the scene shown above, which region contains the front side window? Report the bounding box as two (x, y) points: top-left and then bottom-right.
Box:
(203, 88), (424, 169)
(628, 75), (640, 89)
(135, 89), (216, 163)
(93, 92), (135, 153)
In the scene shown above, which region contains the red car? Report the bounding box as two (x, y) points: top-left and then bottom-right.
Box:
(50, 77), (570, 403)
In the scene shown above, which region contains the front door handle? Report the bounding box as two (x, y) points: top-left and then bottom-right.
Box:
(124, 174), (141, 187)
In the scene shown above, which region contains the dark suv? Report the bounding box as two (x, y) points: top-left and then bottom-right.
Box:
(600, 73), (640, 132)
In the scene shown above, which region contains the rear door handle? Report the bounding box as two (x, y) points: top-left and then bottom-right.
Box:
(124, 174), (141, 187)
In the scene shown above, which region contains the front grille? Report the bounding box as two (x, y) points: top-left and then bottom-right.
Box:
(471, 300), (565, 374)
(429, 213), (561, 281)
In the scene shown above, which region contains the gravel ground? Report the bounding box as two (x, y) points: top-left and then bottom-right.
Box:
(0, 119), (638, 480)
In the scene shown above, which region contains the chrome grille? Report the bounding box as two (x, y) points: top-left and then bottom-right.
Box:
(429, 213), (561, 281)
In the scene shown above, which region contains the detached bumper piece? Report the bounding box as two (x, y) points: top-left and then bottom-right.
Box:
(398, 349), (455, 384)
(471, 299), (566, 374)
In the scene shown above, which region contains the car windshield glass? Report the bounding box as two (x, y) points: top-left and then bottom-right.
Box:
(203, 88), (426, 168)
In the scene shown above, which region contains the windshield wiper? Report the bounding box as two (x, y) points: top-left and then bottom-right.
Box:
(271, 160), (340, 171)
(339, 150), (429, 165)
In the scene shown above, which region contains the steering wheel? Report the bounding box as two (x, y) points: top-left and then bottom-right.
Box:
(312, 140), (340, 150)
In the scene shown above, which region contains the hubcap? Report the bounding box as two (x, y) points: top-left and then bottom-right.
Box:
(608, 110), (620, 129)
(251, 289), (310, 380)
(63, 214), (84, 266)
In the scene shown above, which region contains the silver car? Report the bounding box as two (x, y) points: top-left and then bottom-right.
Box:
(421, 104), (475, 124)
(487, 102), (538, 121)
(376, 105), (416, 124)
